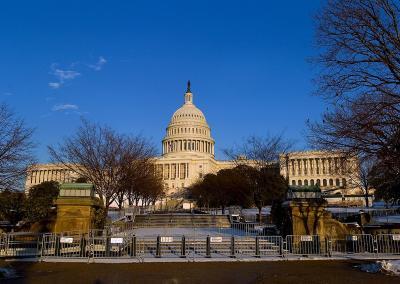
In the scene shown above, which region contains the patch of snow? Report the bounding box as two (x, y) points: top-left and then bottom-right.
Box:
(357, 260), (400, 276)
(380, 260), (400, 276)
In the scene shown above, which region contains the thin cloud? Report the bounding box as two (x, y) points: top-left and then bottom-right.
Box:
(48, 82), (61, 89)
(52, 104), (79, 111)
(48, 63), (81, 89)
(2, 92), (13, 96)
(88, 56), (107, 71)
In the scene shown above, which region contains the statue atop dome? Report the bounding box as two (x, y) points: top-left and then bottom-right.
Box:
(186, 80), (191, 93)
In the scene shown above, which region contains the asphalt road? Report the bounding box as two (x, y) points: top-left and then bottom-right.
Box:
(0, 260), (398, 284)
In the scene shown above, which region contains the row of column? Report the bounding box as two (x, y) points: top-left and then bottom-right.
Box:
(288, 157), (347, 176)
(29, 169), (73, 185)
(156, 163), (189, 180)
(291, 178), (347, 187)
(163, 139), (214, 155)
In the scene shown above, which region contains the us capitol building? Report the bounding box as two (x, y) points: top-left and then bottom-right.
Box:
(154, 82), (235, 195)
(25, 82), (368, 205)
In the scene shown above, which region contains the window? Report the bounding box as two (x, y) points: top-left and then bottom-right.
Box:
(316, 179), (320, 186)
(336, 178), (340, 186)
(304, 179), (309, 186)
(310, 179), (315, 186)
(329, 179), (334, 186)
(298, 180), (302, 186)
(323, 179), (327, 186)
(292, 180), (296, 186)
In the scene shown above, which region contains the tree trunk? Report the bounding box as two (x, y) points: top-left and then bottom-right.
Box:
(365, 188), (370, 208)
(258, 207), (262, 224)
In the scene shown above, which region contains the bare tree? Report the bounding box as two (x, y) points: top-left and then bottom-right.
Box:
(48, 119), (158, 214)
(224, 134), (293, 169)
(309, 0), (400, 197)
(344, 157), (375, 207)
(0, 103), (35, 191)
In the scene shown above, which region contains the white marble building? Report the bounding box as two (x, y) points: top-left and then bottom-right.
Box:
(25, 82), (363, 202)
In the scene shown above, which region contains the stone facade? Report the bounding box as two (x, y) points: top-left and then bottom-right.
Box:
(280, 151), (361, 195)
(25, 164), (79, 193)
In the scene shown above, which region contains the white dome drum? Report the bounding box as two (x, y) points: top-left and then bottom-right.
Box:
(162, 81), (215, 157)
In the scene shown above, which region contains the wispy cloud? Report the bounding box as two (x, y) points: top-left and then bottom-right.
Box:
(2, 92), (13, 96)
(48, 63), (81, 89)
(48, 82), (61, 89)
(52, 104), (79, 111)
(48, 56), (106, 89)
(88, 56), (107, 71)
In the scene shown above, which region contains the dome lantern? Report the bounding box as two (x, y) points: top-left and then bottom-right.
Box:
(184, 80), (193, 104)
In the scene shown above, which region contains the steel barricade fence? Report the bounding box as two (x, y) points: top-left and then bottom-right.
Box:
(90, 235), (133, 258)
(329, 234), (376, 256)
(234, 236), (257, 257)
(207, 236), (232, 258)
(258, 236), (283, 257)
(136, 236), (158, 258)
(329, 235), (376, 256)
(285, 235), (328, 256)
(42, 233), (89, 259)
(4, 233), (41, 258)
(376, 234), (400, 255)
(5, 232), (400, 260)
(185, 235), (207, 259)
(157, 235), (184, 258)
(0, 234), (6, 257)
(230, 223), (264, 236)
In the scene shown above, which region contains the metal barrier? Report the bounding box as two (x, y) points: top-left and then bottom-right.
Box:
(41, 233), (88, 259)
(91, 235), (133, 258)
(0, 233), (6, 257)
(3, 232), (40, 257)
(285, 235), (328, 256)
(1, 232), (400, 260)
(376, 234), (400, 255)
(330, 234), (375, 256)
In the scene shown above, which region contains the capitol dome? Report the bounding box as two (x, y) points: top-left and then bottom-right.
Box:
(162, 81), (215, 157)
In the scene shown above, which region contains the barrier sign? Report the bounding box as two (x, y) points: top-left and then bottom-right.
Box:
(254, 225), (265, 231)
(210, 237), (223, 243)
(110, 238), (124, 244)
(393, 235), (400, 241)
(60, 237), (73, 244)
(300, 236), (313, 242)
(160, 237), (173, 243)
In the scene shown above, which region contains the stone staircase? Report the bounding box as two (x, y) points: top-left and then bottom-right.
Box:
(133, 214), (231, 228)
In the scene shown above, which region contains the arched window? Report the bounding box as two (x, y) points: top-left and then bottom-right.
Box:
(304, 179), (309, 186)
(316, 179), (321, 186)
(310, 179), (315, 186)
(292, 180), (296, 186)
(342, 178), (347, 187)
(323, 179), (327, 186)
(329, 179), (334, 186)
(298, 180), (302, 186)
(336, 178), (340, 186)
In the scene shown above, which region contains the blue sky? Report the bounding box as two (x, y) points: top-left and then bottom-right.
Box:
(0, 0), (325, 162)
